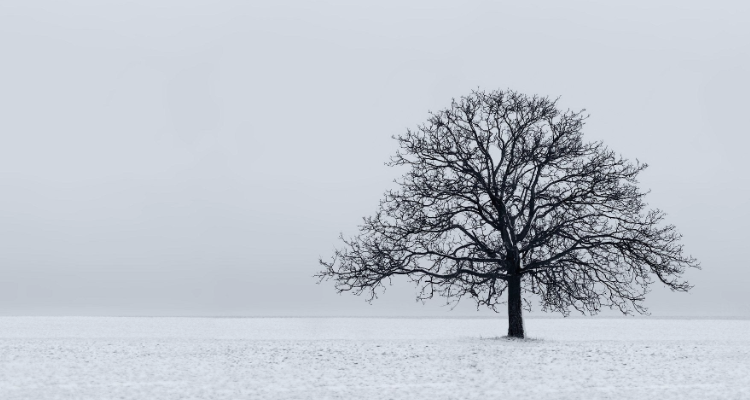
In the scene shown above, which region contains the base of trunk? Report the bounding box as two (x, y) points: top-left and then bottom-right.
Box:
(507, 275), (525, 338)
(507, 316), (525, 338)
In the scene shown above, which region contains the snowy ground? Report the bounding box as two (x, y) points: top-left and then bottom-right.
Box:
(0, 317), (748, 399)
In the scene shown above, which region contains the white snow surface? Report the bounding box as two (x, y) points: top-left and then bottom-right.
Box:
(0, 317), (748, 400)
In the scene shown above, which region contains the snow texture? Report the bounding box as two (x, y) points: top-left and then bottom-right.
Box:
(0, 317), (748, 399)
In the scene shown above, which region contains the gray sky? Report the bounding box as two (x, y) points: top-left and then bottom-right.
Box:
(1, 0), (748, 317)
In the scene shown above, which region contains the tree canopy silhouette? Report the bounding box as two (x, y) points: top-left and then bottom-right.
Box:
(318, 89), (699, 338)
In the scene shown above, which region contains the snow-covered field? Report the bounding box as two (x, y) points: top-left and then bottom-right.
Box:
(0, 317), (748, 399)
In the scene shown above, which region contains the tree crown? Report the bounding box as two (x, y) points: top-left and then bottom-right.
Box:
(319, 89), (699, 315)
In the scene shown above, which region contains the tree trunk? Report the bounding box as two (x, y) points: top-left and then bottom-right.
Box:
(507, 275), (525, 338)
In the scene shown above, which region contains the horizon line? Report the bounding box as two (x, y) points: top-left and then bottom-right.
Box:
(1, 315), (748, 320)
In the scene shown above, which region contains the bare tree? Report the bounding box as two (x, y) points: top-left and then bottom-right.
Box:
(318, 89), (699, 338)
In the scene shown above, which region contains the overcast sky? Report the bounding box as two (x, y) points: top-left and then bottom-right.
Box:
(1, 0), (748, 317)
